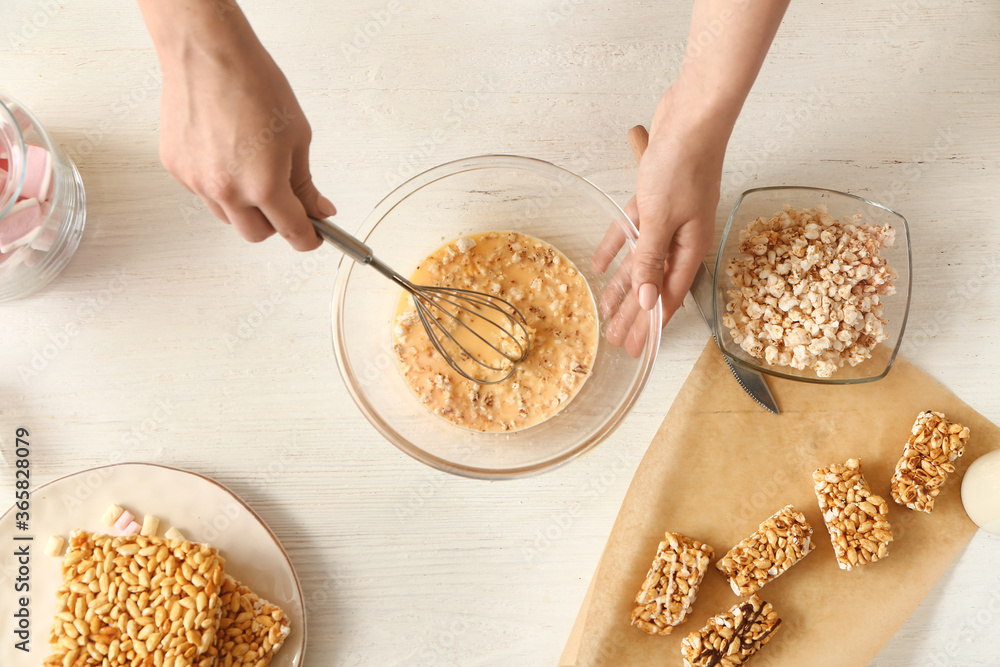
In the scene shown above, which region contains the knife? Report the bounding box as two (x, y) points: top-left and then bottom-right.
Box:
(627, 125), (780, 414)
(688, 262), (780, 414)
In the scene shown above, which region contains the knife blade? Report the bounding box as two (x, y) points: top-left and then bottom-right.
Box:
(689, 262), (780, 414)
(626, 124), (779, 414)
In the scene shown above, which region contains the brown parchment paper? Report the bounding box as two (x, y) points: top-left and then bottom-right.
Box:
(560, 340), (1000, 667)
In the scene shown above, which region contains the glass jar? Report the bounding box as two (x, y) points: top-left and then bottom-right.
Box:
(0, 92), (86, 301)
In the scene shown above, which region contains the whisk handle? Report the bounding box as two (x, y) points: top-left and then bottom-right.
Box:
(310, 217), (374, 265)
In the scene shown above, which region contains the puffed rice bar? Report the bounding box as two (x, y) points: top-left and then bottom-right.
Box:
(630, 532), (714, 635)
(208, 575), (292, 667)
(680, 594), (781, 667)
(813, 458), (893, 570)
(43, 530), (225, 667)
(891, 411), (970, 513)
(716, 505), (815, 597)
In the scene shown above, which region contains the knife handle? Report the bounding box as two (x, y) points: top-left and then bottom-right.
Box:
(628, 125), (650, 164)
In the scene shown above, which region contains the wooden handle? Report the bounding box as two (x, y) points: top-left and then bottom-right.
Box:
(628, 125), (649, 164)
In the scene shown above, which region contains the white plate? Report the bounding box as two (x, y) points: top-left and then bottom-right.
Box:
(0, 463), (305, 666)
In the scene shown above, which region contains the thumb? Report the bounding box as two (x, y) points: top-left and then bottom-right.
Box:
(295, 177), (336, 220)
(630, 213), (674, 310)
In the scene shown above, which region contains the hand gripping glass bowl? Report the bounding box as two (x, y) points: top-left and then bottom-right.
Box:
(332, 155), (661, 479)
(711, 186), (912, 384)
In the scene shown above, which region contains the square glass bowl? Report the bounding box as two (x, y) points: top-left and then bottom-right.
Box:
(712, 186), (911, 384)
(332, 155), (661, 479)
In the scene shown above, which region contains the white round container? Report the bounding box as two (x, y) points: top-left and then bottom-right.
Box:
(961, 449), (1000, 535)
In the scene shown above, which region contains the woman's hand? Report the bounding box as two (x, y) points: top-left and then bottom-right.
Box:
(595, 0), (790, 356)
(139, 0), (335, 250)
(593, 89), (725, 356)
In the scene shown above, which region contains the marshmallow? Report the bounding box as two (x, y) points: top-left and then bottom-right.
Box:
(0, 198), (42, 253)
(113, 509), (135, 533)
(140, 515), (160, 538)
(44, 535), (66, 557)
(22, 248), (42, 267)
(20, 144), (51, 201)
(28, 224), (57, 251)
(120, 521), (142, 536)
(101, 503), (125, 527)
(164, 527), (186, 542)
(0, 246), (28, 272)
(0, 245), (23, 265)
(10, 105), (32, 132)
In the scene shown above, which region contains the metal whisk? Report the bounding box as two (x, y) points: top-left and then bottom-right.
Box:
(312, 217), (531, 384)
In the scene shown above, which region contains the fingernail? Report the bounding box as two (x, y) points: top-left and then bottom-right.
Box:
(638, 283), (658, 310)
(318, 195), (337, 217)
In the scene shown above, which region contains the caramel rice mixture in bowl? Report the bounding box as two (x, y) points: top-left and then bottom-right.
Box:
(393, 231), (599, 433)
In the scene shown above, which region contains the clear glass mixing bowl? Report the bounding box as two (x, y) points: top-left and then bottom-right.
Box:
(332, 155), (660, 479)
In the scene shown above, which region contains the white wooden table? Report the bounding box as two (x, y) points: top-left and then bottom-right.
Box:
(2, 1), (998, 664)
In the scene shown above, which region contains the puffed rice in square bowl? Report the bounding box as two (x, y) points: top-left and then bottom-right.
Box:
(712, 186), (911, 384)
